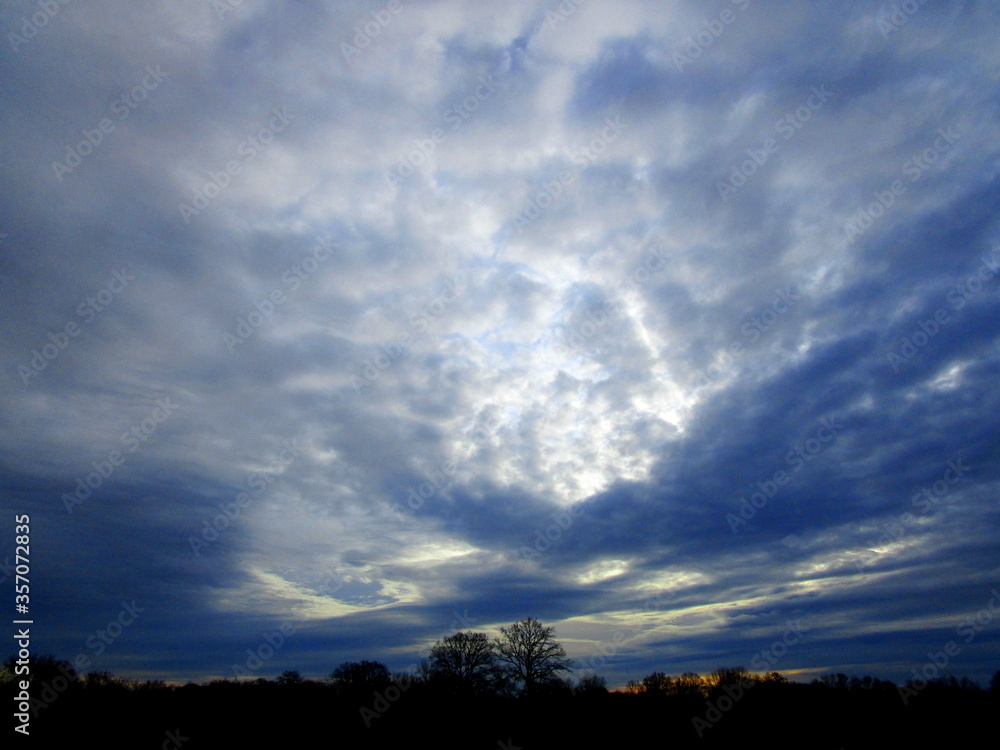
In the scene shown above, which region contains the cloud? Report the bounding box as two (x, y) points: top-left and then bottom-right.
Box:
(2, 0), (999, 688)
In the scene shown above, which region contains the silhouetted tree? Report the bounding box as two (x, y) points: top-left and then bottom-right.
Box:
(494, 617), (572, 695)
(990, 670), (1000, 695)
(817, 673), (849, 690)
(675, 671), (705, 697)
(2, 653), (79, 687)
(330, 660), (390, 696)
(532, 675), (575, 698)
(429, 631), (500, 694)
(709, 666), (751, 690)
(958, 676), (980, 692)
(276, 670), (303, 686)
(575, 674), (608, 695)
(627, 670), (705, 697)
(848, 675), (871, 691)
(417, 658), (432, 683)
(83, 671), (129, 690)
(641, 671), (673, 695)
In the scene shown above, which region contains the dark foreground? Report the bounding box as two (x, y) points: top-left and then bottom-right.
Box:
(12, 677), (997, 748)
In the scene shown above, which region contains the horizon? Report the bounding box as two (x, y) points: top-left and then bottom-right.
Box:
(2, 0), (999, 699)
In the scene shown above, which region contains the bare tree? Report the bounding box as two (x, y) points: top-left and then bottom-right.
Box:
(276, 670), (303, 686)
(640, 671), (673, 695)
(330, 660), (390, 695)
(429, 631), (500, 693)
(575, 674), (608, 695)
(675, 671), (705, 697)
(709, 666), (751, 690)
(494, 616), (572, 694)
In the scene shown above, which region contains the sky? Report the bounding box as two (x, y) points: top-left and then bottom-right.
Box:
(2, 0), (999, 689)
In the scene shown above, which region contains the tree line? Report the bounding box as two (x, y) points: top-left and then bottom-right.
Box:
(0, 617), (1000, 697)
(6, 616), (1000, 700)
(5, 615), (1000, 747)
